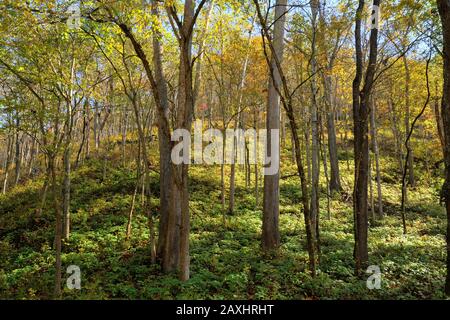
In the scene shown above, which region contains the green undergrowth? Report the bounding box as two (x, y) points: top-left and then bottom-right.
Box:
(0, 149), (447, 300)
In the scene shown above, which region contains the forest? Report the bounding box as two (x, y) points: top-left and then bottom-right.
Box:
(1, 0), (450, 301)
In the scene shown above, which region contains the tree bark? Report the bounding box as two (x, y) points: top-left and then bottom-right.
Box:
(352, 0), (380, 275)
(177, 0), (195, 281)
(148, 2), (174, 265)
(2, 133), (13, 194)
(14, 116), (21, 186)
(62, 57), (76, 241)
(324, 75), (342, 193)
(370, 96), (383, 218)
(436, 91), (446, 152)
(309, 0), (321, 253)
(50, 157), (62, 298)
(262, 0), (286, 251)
(253, 0), (317, 275)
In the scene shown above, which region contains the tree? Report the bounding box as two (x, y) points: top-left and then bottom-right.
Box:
(262, 0), (286, 251)
(437, 0), (450, 296)
(254, 0), (317, 274)
(352, 0), (380, 275)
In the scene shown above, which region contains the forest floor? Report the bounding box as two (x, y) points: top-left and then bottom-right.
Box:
(0, 142), (448, 300)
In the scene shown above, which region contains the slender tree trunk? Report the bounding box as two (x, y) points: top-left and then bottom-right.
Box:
(85, 101), (91, 159)
(288, 112), (317, 275)
(245, 140), (250, 188)
(62, 146), (71, 240)
(369, 154), (375, 223)
(324, 75), (342, 193)
(145, 169), (156, 264)
(2, 133), (13, 194)
(282, 111), (287, 150)
(254, 109), (259, 208)
(94, 102), (99, 151)
(50, 156), (62, 298)
(305, 123), (312, 183)
(175, 0), (197, 281)
(370, 96), (383, 218)
(320, 110), (331, 220)
(75, 104), (87, 169)
(352, 0), (380, 275)
(403, 56), (415, 187)
(122, 110), (129, 166)
(14, 116), (21, 186)
(126, 177), (139, 241)
(126, 139), (142, 241)
(309, 0), (321, 253)
(63, 59), (75, 241)
(253, 0), (316, 274)
(229, 148), (236, 216)
(262, 0), (286, 251)
(221, 124), (226, 223)
(435, 84), (445, 152)
(149, 1), (173, 263)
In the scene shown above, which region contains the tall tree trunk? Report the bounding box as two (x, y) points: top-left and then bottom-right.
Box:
(369, 152), (374, 223)
(352, 0), (380, 275)
(94, 102), (99, 151)
(63, 58), (75, 241)
(288, 113), (317, 275)
(436, 0), (450, 296)
(2, 133), (13, 194)
(305, 122), (312, 183)
(324, 75), (342, 193)
(85, 101), (91, 159)
(320, 110), (331, 220)
(147, 2), (174, 264)
(253, 0), (316, 275)
(50, 156), (62, 298)
(254, 109), (259, 208)
(75, 102), (88, 169)
(370, 96), (383, 218)
(262, 0), (286, 251)
(436, 89), (446, 152)
(173, 0), (198, 281)
(62, 146), (71, 240)
(126, 139), (142, 241)
(121, 109), (129, 166)
(120, 0), (204, 281)
(309, 0), (321, 253)
(403, 56), (415, 187)
(145, 168), (156, 264)
(14, 116), (21, 186)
